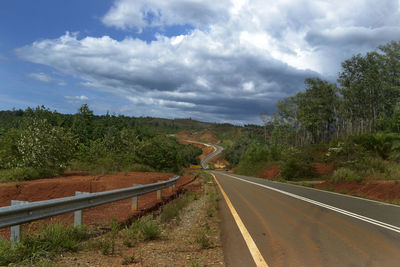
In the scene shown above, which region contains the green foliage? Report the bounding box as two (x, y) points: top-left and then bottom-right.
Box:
(195, 229), (212, 249)
(0, 224), (89, 265)
(123, 218), (161, 245)
(280, 146), (317, 180)
(17, 117), (76, 171)
(0, 167), (59, 182)
(331, 168), (363, 183)
(139, 219), (161, 241)
(0, 129), (20, 169)
(235, 141), (270, 175)
(0, 104), (206, 180)
(281, 159), (317, 181)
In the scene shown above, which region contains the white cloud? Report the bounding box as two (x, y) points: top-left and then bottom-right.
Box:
(27, 72), (67, 86)
(16, 0), (400, 123)
(65, 95), (89, 101)
(28, 72), (52, 83)
(102, 0), (231, 30)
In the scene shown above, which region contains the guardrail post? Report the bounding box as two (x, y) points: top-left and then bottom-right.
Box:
(11, 200), (29, 246)
(157, 182), (162, 200)
(132, 184), (139, 211)
(74, 192), (88, 226)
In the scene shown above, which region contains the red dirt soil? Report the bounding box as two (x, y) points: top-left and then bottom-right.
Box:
(316, 180), (400, 203)
(0, 172), (196, 239)
(209, 154), (229, 168)
(260, 165), (281, 179)
(313, 163), (335, 176)
(176, 130), (218, 144)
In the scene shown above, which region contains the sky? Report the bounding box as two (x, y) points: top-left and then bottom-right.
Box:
(1, 0), (400, 125)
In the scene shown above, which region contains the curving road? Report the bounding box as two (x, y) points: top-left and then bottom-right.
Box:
(200, 143), (223, 169)
(183, 139), (223, 169)
(213, 171), (400, 267)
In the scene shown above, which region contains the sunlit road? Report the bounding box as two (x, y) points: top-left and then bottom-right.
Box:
(213, 171), (400, 267)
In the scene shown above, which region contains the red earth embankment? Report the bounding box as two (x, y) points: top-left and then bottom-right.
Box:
(316, 180), (400, 203)
(176, 130), (219, 144)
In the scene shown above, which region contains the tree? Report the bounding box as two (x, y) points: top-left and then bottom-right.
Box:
(72, 104), (94, 144)
(17, 118), (76, 171)
(295, 78), (339, 143)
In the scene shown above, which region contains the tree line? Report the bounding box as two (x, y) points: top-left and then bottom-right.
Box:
(0, 105), (202, 181)
(268, 41), (400, 146)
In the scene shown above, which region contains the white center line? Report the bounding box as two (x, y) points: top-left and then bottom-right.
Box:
(223, 173), (400, 234)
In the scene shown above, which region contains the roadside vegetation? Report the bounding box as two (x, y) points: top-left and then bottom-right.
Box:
(222, 41), (400, 189)
(0, 224), (90, 266)
(0, 171), (223, 266)
(0, 105), (203, 182)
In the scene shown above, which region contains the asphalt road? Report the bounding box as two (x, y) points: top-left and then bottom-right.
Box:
(201, 144), (223, 169)
(213, 171), (400, 267)
(183, 140), (223, 169)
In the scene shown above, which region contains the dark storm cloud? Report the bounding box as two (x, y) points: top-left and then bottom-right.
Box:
(15, 0), (400, 124)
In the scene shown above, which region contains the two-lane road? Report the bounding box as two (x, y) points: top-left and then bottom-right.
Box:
(213, 171), (400, 267)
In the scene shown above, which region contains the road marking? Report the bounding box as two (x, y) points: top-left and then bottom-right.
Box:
(223, 173), (400, 234)
(212, 174), (269, 267)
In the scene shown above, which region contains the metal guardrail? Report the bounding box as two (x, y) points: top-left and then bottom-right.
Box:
(0, 175), (179, 229)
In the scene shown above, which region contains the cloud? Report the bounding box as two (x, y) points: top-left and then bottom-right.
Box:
(16, 0), (400, 124)
(27, 72), (67, 86)
(27, 72), (53, 83)
(65, 95), (89, 101)
(102, 0), (231, 30)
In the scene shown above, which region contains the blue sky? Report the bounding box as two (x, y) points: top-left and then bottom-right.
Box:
(1, 0), (400, 124)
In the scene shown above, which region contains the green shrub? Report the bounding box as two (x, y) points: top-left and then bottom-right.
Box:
(331, 168), (363, 183)
(280, 159), (317, 180)
(0, 224), (89, 265)
(140, 219), (161, 240)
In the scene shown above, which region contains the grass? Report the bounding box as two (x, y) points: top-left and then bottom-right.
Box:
(331, 167), (363, 183)
(195, 229), (212, 249)
(201, 171), (213, 183)
(340, 189), (348, 194)
(122, 255), (139, 265)
(122, 217), (161, 247)
(206, 187), (220, 218)
(0, 223), (89, 266)
(160, 191), (199, 223)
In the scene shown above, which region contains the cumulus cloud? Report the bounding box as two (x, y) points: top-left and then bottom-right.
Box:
(16, 0), (400, 123)
(102, 0), (231, 30)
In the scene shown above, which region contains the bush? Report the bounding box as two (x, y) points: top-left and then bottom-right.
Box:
(140, 219), (161, 240)
(17, 118), (76, 170)
(123, 218), (161, 244)
(331, 168), (363, 183)
(280, 159), (317, 180)
(0, 167), (59, 182)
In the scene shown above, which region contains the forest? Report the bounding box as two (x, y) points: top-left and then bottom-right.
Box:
(0, 105), (204, 181)
(225, 41), (400, 182)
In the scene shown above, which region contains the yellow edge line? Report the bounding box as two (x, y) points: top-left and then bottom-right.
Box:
(212, 173), (269, 267)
